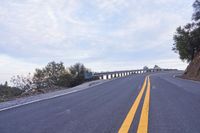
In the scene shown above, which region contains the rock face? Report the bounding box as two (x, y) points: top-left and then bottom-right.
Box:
(183, 51), (200, 81)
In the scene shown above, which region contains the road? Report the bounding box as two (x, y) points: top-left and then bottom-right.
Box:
(0, 72), (200, 133)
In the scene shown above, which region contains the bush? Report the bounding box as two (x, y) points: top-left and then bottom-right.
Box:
(0, 62), (94, 102)
(55, 72), (72, 87)
(33, 61), (70, 88)
(0, 83), (22, 102)
(10, 73), (33, 91)
(69, 63), (91, 87)
(33, 62), (92, 88)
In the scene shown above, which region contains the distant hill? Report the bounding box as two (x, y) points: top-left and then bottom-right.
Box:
(183, 51), (200, 81)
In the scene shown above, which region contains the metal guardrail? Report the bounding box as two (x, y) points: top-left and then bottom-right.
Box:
(93, 69), (177, 80)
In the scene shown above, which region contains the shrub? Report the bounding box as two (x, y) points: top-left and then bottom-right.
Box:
(0, 83), (22, 102)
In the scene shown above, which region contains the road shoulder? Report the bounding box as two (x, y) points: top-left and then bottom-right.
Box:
(0, 79), (109, 111)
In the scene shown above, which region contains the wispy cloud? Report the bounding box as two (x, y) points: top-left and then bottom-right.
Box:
(0, 0), (194, 83)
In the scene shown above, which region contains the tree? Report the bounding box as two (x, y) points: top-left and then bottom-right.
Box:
(193, 0), (200, 21)
(143, 66), (149, 70)
(154, 65), (160, 69)
(23, 61), (91, 89)
(33, 68), (46, 88)
(69, 63), (90, 86)
(4, 81), (8, 87)
(56, 72), (72, 87)
(44, 61), (66, 85)
(173, 0), (200, 62)
(173, 24), (200, 62)
(10, 73), (33, 91)
(33, 61), (70, 87)
(173, 25), (193, 62)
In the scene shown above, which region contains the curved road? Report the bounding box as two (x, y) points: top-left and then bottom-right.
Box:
(0, 72), (200, 133)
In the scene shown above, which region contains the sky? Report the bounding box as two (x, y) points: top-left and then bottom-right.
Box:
(0, 0), (195, 84)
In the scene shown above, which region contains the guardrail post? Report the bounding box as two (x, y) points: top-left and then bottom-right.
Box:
(106, 74), (109, 79)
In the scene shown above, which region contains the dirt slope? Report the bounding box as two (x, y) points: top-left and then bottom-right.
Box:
(183, 51), (200, 81)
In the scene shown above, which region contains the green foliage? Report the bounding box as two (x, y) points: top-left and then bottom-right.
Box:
(33, 61), (69, 88)
(173, 1), (200, 62)
(69, 63), (90, 87)
(43, 61), (66, 86)
(0, 83), (22, 102)
(143, 66), (149, 70)
(33, 62), (91, 88)
(33, 68), (46, 88)
(1, 62), (92, 102)
(56, 72), (72, 87)
(193, 0), (200, 21)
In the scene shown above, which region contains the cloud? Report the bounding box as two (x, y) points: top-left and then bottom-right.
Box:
(0, 0), (194, 83)
(0, 54), (41, 84)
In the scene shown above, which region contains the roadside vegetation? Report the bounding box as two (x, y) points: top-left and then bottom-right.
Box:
(173, 0), (200, 80)
(0, 82), (22, 102)
(0, 62), (95, 102)
(173, 0), (200, 62)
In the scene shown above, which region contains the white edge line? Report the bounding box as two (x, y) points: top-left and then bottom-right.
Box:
(0, 90), (79, 112)
(0, 76), (134, 112)
(0, 79), (113, 112)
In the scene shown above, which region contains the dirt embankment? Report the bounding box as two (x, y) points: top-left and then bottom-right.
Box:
(183, 51), (200, 81)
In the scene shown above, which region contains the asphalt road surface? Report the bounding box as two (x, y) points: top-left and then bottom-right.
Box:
(0, 72), (200, 133)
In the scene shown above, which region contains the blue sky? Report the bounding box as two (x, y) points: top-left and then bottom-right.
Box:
(0, 0), (194, 83)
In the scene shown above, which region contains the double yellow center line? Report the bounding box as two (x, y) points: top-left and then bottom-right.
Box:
(118, 76), (151, 133)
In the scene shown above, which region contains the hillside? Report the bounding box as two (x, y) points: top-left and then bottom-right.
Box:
(183, 51), (200, 81)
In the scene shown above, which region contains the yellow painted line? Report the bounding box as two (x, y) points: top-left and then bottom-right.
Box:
(118, 77), (147, 133)
(137, 76), (151, 133)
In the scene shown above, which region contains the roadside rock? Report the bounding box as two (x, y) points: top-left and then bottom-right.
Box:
(183, 51), (200, 81)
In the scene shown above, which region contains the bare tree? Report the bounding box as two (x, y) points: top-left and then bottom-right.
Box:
(10, 73), (33, 92)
